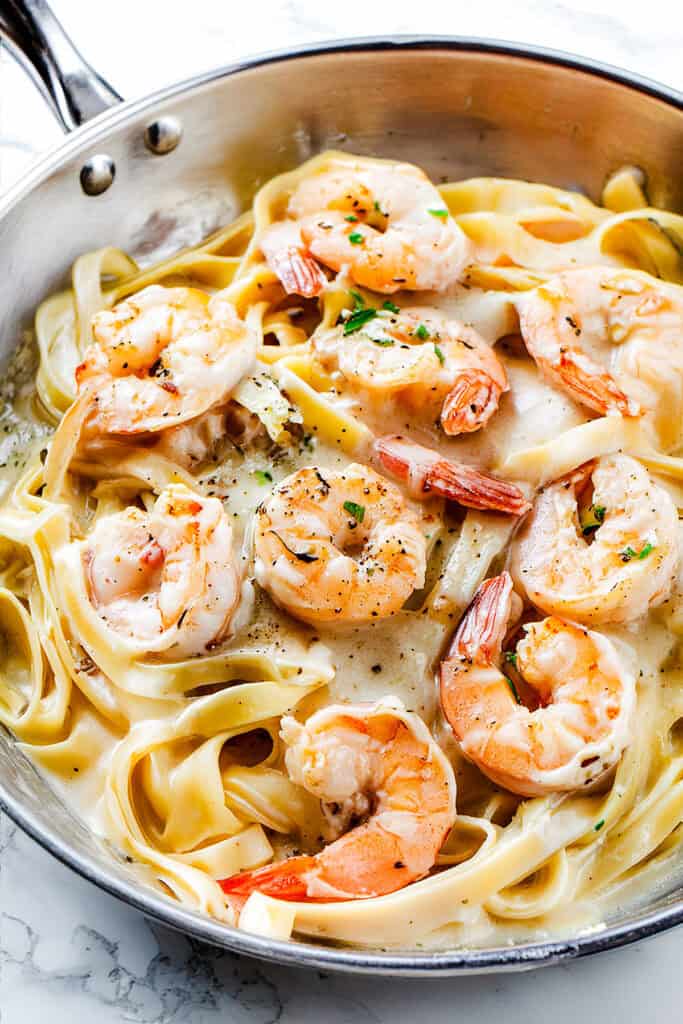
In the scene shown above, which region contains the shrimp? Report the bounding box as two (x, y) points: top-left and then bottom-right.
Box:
(82, 483), (241, 657)
(375, 436), (531, 515)
(76, 284), (257, 437)
(313, 306), (508, 435)
(513, 454), (679, 625)
(260, 156), (471, 295)
(253, 464), (427, 625)
(220, 700), (456, 904)
(259, 221), (329, 298)
(516, 268), (683, 437)
(440, 572), (636, 796)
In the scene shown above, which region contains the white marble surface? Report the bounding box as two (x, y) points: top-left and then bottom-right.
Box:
(1, 1), (682, 1019)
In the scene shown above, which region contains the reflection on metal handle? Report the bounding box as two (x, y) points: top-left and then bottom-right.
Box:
(0, 0), (122, 132)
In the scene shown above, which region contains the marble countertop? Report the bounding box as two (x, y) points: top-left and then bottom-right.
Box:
(0, 1), (682, 1020)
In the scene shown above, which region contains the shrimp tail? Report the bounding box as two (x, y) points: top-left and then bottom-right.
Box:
(265, 247), (328, 298)
(447, 571), (513, 661)
(540, 351), (641, 418)
(219, 855), (318, 904)
(375, 436), (531, 515)
(441, 370), (504, 435)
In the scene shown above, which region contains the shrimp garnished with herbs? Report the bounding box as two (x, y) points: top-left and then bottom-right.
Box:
(260, 155), (471, 296)
(76, 284), (256, 437)
(517, 267), (683, 448)
(220, 700), (456, 905)
(313, 305), (508, 435)
(513, 454), (678, 625)
(82, 484), (241, 657)
(440, 572), (636, 796)
(253, 464), (428, 625)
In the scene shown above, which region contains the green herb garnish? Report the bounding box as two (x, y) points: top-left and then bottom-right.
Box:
(345, 214), (358, 222)
(620, 542), (655, 562)
(349, 289), (365, 310)
(415, 324), (430, 341)
(372, 337), (395, 347)
(581, 504), (607, 536)
(504, 650), (518, 667)
(428, 208), (449, 219)
(382, 300), (400, 314)
(434, 344), (446, 365)
(343, 307), (377, 335)
(348, 232), (364, 245)
(343, 500), (365, 523)
(594, 819), (605, 832)
(505, 675), (522, 704)
(253, 469), (273, 485)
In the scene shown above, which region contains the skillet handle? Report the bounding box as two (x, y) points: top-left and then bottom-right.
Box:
(0, 0), (122, 132)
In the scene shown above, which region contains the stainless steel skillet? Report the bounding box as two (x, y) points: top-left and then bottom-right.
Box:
(0, 0), (682, 976)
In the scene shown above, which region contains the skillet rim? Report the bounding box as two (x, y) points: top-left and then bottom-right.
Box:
(1, 34), (682, 975)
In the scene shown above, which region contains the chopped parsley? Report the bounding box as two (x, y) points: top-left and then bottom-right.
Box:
(253, 469), (273, 485)
(348, 232), (364, 245)
(415, 324), (430, 341)
(434, 344), (446, 365)
(620, 542), (655, 562)
(505, 675), (522, 704)
(373, 200), (387, 216)
(343, 307), (377, 335)
(349, 289), (365, 310)
(581, 504), (606, 536)
(372, 337), (395, 347)
(504, 650), (518, 667)
(594, 819), (605, 832)
(345, 214), (358, 222)
(382, 300), (400, 314)
(343, 500), (365, 523)
(428, 208), (449, 219)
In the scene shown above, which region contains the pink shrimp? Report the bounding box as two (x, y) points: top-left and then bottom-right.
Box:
(375, 436), (531, 515)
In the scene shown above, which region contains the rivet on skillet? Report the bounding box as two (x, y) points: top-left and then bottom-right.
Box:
(80, 155), (116, 196)
(144, 116), (183, 155)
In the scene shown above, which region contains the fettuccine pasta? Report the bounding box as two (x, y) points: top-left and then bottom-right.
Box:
(0, 151), (682, 950)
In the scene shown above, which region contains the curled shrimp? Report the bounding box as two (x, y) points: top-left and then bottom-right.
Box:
(220, 699), (456, 904)
(260, 156), (471, 295)
(76, 284), (256, 436)
(253, 464), (427, 625)
(516, 268), (683, 433)
(313, 306), (508, 435)
(375, 435), (531, 515)
(513, 454), (679, 625)
(82, 483), (241, 657)
(440, 572), (636, 796)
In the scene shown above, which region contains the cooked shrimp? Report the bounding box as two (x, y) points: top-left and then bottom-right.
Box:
(517, 268), (683, 435)
(253, 464), (427, 625)
(261, 156), (471, 295)
(513, 454), (678, 625)
(220, 700), (456, 903)
(259, 221), (329, 298)
(83, 483), (241, 657)
(76, 284), (256, 436)
(375, 435), (531, 515)
(440, 572), (636, 796)
(313, 306), (508, 435)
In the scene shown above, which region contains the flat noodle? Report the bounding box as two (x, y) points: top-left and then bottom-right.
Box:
(0, 151), (682, 951)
